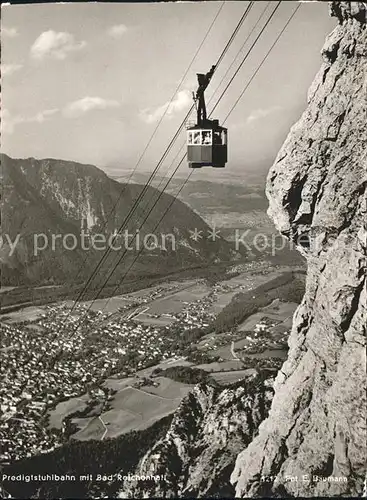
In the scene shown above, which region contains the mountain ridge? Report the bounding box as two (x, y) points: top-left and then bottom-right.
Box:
(0, 154), (235, 287)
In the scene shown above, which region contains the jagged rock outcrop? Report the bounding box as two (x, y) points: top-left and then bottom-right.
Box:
(119, 377), (274, 498)
(231, 2), (366, 497)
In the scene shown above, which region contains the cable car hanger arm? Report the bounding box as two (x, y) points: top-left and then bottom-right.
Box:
(195, 64), (216, 125)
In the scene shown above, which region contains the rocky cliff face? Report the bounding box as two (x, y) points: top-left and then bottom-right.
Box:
(231, 2), (366, 497)
(119, 376), (274, 498)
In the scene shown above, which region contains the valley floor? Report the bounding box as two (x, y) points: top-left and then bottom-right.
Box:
(0, 258), (304, 467)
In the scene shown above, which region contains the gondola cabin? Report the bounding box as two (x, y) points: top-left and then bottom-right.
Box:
(187, 66), (228, 168)
(187, 120), (227, 169)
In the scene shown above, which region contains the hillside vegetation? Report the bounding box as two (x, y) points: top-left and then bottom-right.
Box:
(2, 416), (172, 499)
(1, 154), (233, 287)
(214, 272), (305, 333)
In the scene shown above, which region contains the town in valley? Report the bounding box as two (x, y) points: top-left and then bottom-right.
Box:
(0, 259), (303, 465)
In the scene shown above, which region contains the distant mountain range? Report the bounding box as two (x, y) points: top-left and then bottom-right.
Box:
(0, 154), (236, 287)
(112, 167), (268, 189)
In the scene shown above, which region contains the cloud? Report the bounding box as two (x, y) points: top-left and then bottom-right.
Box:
(107, 24), (128, 38)
(33, 109), (59, 122)
(1, 110), (14, 134)
(140, 90), (191, 124)
(30, 31), (86, 60)
(246, 106), (282, 124)
(2, 27), (18, 38)
(2, 109), (59, 134)
(1, 64), (23, 76)
(63, 96), (121, 118)
(3, 98), (122, 132)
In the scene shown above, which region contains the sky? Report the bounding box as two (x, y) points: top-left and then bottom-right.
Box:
(1, 1), (336, 178)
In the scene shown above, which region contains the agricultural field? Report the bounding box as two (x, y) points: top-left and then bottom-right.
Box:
(0, 286), (17, 293)
(237, 313), (272, 333)
(48, 394), (89, 430)
(196, 334), (223, 353)
(71, 416), (106, 441)
(71, 379), (192, 441)
(209, 291), (238, 314)
(2, 264), (303, 456)
(71, 416), (94, 434)
(208, 298), (298, 361)
(262, 299), (299, 318)
(103, 377), (136, 392)
(135, 315), (172, 326)
(135, 358), (194, 378)
(81, 281), (187, 314)
(136, 282), (211, 323)
(24, 324), (44, 333)
(86, 296), (132, 314)
(2, 306), (46, 324)
(237, 300), (298, 333)
(209, 343), (234, 360)
(196, 360), (245, 372)
(104, 358), (193, 387)
(208, 269), (297, 315)
(82, 280), (212, 325)
(211, 369), (257, 385)
(244, 349), (287, 360)
(91, 409), (141, 438)
(126, 281), (188, 299)
(143, 376), (194, 399)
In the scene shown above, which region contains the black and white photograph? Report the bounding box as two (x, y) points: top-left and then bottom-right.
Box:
(0, 1), (366, 498)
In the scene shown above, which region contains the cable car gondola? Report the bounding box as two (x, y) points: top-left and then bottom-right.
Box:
(187, 65), (228, 169)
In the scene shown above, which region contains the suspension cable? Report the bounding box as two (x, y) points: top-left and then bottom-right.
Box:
(97, 3), (303, 323)
(80, 3), (292, 325)
(224, 3), (301, 122)
(67, 2), (254, 314)
(67, 1), (226, 291)
(77, 2), (256, 302)
(208, 1), (271, 106)
(141, 2), (271, 200)
(58, 2), (255, 342)
(18, 0), (302, 414)
(132, 0), (273, 221)
(210, 1), (281, 117)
